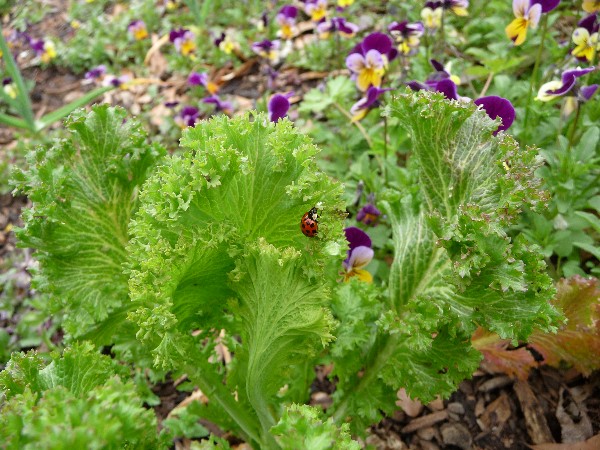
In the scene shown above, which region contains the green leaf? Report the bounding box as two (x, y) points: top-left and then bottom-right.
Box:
(127, 112), (345, 446)
(0, 343), (167, 449)
(11, 105), (165, 341)
(333, 91), (560, 405)
(271, 404), (360, 450)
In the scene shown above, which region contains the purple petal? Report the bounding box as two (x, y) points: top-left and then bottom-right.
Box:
(344, 246), (374, 271)
(578, 14), (598, 32)
(435, 78), (458, 100)
(361, 32), (393, 55)
(474, 96), (516, 134)
(561, 67), (595, 84)
(344, 227), (372, 252)
(188, 71), (208, 86)
(406, 80), (430, 91)
(268, 94), (291, 121)
(346, 53), (366, 73)
(580, 84), (598, 102)
(430, 59), (446, 72)
(531, 0), (560, 13)
(279, 5), (298, 19)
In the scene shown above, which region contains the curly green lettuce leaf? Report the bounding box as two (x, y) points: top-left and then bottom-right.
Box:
(127, 113), (345, 446)
(330, 92), (560, 412)
(11, 105), (164, 341)
(0, 342), (166, 449)
(271, 404), (360, 450)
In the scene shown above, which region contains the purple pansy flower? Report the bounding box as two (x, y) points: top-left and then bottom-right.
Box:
(304, 0), (328, 21)
(443, 0), (469, 15)
(203, 95), (233, 115)
(316, 17), (359, 37)
(188, 71), (208, 86)
(102, 74), (130, 88)
(128, 20), (148, 40)
(28, 38), (45, 55)
(84, 65), (107, 80)
(571, 14), (599, 62)
(350, 86), (392, 121)
(342, 227), (374, 282)
(169, 28), (196, 56)
(388, 21), (425, 55)
(276, 5), (298, 39)
(536, 67), (598, 102)
(346, 33), (396, 92)
(268, 92), (294, 122)
(175, 106), (200, 128)
(252, 39), (283, 63)
(356, 202), (382, 226)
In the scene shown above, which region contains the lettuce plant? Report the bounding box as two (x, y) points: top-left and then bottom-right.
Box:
(0, 343), (167, 449)
(6, 92), (560, 448)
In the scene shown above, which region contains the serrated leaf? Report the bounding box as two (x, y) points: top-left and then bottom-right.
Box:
(11, 105), (165, 341)
(271, 404), (360, 450)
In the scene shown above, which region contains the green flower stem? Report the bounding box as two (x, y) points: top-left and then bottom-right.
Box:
(567, 100), (582, 151)
(522, 14), (549, 138)
(184, 363), (263, 447)
(331, 333), (401, 424)
(383, 114), (389, 186)
(0, 24), (35, 131)
(332, 101), (373, 148)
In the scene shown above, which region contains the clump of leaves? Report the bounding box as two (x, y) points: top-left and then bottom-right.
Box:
(0, 342), (167, 449)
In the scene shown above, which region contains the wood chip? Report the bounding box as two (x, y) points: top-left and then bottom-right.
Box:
(556, 386), (593, 443)
(478, 375), (513, 392)
(401, 411), (448, 434)
(477, 392), (512, 432)
(441, 423), (473, 450)
(514, 379), (554, 444)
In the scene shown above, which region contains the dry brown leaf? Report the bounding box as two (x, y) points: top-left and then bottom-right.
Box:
(396, 388), (424, 417)
(530, 433), (600, 450)
(556, 387), (593, 443)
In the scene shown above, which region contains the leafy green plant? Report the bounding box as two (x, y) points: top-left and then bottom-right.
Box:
(6, 93), (560, 447)
(0, 343), (168, 449)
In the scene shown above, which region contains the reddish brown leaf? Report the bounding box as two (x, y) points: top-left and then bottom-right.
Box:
(529, 276), (600, 376)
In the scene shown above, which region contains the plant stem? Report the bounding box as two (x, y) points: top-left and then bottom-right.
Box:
(522, 14), (548, 137)
(478, 71), (494, 98)
(567, 101), (581, 151)
(383, 114), (388, 186)
(332, 101), (373, 148)
(0, 24), (36, 131)
(185, 362), (262, 447)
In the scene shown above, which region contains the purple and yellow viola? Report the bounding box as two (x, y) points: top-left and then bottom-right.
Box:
(350, 86), (391, 122)
(276, 5), (298, 39)
(170, 28), (196, 56)
(342, 227), (374, 282)
(128, 20), (149, 41)
(505, 0), (560, 46)
(571, 14), (599, 63)
(388, 21), (424, 56)
(536, 67), (598, 103)
(346, 33), (396, 91)
(317, 17), (359, 38)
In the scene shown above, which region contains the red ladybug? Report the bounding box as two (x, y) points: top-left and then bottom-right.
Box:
(300, 207), (318, 237)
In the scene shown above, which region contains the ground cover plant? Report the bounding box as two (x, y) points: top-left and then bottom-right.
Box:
(1, 0), (600, 449)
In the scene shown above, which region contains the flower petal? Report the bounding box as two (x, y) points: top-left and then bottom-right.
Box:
(527, 3), (542, 28)
(346, 53), (366, 73)
(347, 246), (374, 270)
(531, 0), (560, 13)
(580, 84), (598, 101)
(268, 94), (291, 122)
(474, 96), (515, 134)
(512, 0), (529, 18)
(361, 32), (393, 55)
(344, 227), (372, 252)
(435, 78), (458, 100)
